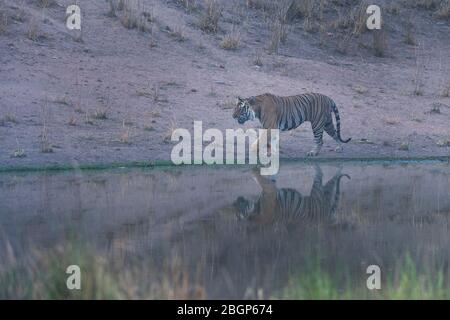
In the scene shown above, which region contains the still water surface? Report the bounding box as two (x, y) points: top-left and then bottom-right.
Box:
(0, 162), (449, 298)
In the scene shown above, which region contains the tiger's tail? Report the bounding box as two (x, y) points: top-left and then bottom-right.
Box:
(331, 101), (351, 143)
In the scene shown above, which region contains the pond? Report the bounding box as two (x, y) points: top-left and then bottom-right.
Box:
(0, 161), (449, 299)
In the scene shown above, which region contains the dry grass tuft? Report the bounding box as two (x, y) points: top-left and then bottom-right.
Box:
(163, 119), (177, 143)
(2, 114), (18, 124)
(40, 100), (53, 153)
(53, 96), (71, 106)
(351, 1), (370, 36)
(40, 124), (53, 153)
(149, 25), (157, 47)
(93, 109), (108, 120)
(435, 1), (450, 19)
(176, 0), (198, 11)
(404, 17), (416, 45)
(436, 139), (450, 147)
(218, 99), (235, 110)
(429, 103), (442, 114)
(246, 0), (272, 10)
(252, 51), (263, 66)
(414, 87), (424, 96)
(332, 7), (352, 30)
(37, 0), (56, 8)
(398, 142), (409, 151)
(14, 3), (26, 23)
(93, 94), (112, 120)
(264, 1), (293, 53)
(386, 3), (401, 15)
(107, 0), (119, 17)
(413, 44), (425, 96)
(12, 148), (26, 158)
(199, 0), (221, 34)
(67, 116), (77, 126)
(267, 20), (285, 54)
(373, 29), (387, 57)
(84, 112), (95, 125)
(150, 110), (161, 118)
(411, 0), (442, 10)
(120, 120), (132, 144)
(137, 84), (168, 103)
(220, 29), (240, 50)
(120, 0), (150, 31)
(0, 10), (8, 35)
(441, 85), (450, 97)
(331, 1), (370, 35)
(336, 33), (353, 55)
(169, 24), (187, 41)
(26, 17), (40, 41)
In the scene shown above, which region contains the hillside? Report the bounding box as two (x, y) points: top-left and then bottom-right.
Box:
(0, 0), (449, 167)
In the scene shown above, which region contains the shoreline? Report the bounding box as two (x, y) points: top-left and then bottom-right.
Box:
(1, 155), (449, 174)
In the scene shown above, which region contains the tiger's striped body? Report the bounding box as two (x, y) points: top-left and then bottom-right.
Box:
(233, 93), (351, 156)
(234, 167), (349, 225)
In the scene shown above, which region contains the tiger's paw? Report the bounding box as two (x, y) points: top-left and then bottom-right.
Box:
(335, 145), (343, 153)
(307, 150), (319, 157)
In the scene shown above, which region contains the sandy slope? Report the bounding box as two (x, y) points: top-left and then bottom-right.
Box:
(0, 0), (449, 168)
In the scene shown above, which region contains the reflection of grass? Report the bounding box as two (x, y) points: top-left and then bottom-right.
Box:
(276, 255), (450, 300)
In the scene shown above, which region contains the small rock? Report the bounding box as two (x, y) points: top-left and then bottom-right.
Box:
(399, 143), (409, 151)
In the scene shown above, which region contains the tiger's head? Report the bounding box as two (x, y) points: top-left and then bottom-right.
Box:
(234, 196), (259, 220)
(233, 97), (256, 124)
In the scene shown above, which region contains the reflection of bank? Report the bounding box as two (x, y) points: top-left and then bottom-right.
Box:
(234, 166), (350, 225)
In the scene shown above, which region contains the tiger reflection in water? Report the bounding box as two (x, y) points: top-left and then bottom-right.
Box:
(234, 166), (350, 225)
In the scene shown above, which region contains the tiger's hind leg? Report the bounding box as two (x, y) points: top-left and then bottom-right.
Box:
(324, 121), (343, 153)
(307, 127), (324, 157)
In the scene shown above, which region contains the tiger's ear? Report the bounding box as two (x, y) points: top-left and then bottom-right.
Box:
(248, 96), (256, 105)
(237, 96), (244, 104)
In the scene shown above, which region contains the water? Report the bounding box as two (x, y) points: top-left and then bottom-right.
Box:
(0, 162), (449, 299)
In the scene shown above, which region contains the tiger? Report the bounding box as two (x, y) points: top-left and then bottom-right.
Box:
(232, 92), (351, 156)
(234, 166), (350, 225)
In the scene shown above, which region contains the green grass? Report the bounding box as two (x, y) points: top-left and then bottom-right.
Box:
(0, 242), (205, 299)
(276, 255), (450, 300)
(0, 244), (122, 299)
(2, 245), (448, 299)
